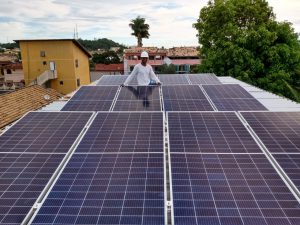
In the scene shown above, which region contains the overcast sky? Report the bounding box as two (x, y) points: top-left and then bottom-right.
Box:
(0, 0), (299, 47)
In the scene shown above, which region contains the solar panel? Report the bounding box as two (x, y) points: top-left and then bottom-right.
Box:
(241, 112), (300, 153)
(162, 85), (214, 111)
(273, 154), (300, 191)
(75, 112), (164, 153)
(171, 153), (300, 225)
(202, 84), (267, 111)
(158, 75), (190, 85)
(162, 85), (208, 100)
(113, 86), (161, 111)
(188, 73), (221, 85)
(68, 86), (119, 101)
(61, 86), (118, 111)
(164, 100), (214, 111)
(97, 75), (129, 86)
(212, 98), (267, 111)
(0, 112), (92, 153)
(203, 84), (254, 99)
(61, 100), (113, 111)
(168, 112), (262, 153)
(32, 153), (165, 225)
(0, 153), (65, 225)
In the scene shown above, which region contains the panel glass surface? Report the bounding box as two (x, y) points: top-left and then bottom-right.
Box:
(32, 153), (165, 225)
(171, 153), (300, 225)
(168, 112), (262, 153)
(0, 112), (92, 153)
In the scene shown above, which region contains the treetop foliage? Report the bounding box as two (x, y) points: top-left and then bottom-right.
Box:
(194, 0), (300, 102)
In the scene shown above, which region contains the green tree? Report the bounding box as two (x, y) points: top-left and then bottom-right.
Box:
(77, 38), (126, 51)
(194, 0), (300, 102)
(92, 51), (121, 64)
(129, 16), (150, 47)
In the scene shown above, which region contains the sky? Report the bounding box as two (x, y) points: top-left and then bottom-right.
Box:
(0, 0), (299, 47)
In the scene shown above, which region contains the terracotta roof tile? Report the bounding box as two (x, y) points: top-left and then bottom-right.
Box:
(167, 47), (199, 57)
(0, 85), (63, 129)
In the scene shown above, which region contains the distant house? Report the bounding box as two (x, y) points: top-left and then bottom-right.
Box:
(16, 39), (91, 94)
(124, 47), (168, 74)
(0, 54), (24, 91)
(95, 64), (124, 75)
(167, 47), (201, 74)
(123, 46), (201, 74)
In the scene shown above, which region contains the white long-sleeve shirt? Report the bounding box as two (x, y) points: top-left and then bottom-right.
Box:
(124, 63), (160, 85)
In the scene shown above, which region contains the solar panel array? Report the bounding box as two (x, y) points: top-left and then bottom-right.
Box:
(203, 84), (267, 111)
(2, 74), (300, 225)
(188, 73), (222, 85)
(241, 112), (300, 153)
(168, 112), (300, 225)
(75, 113), (164, 153)
(32, 112), (165, 225)
(162, 85), (214, 111)
(171, 153), (300, 225)
(240, 111), (300, 194)
(0, 112), (92, 224)
(113, 86), (162, 111)
(158, 75), (190, 85)
(168, 112), (262, 154)
(61, 86), (118, 111)
(97, 75), (129, 86)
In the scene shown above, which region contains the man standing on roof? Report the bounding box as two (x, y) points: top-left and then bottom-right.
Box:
(122, 51), (161, 86)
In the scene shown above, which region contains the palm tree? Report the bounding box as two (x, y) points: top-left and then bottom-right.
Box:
(129, 16), (150, 47)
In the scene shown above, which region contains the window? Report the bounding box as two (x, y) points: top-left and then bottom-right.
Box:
(43, 61), (47, 65)
(40, 51), (46, 57)
(75, 59), (79, 68)
(149, 56), (155, 60)
(60, 81), (64, 85)
(77, 78), (80, 87)
(6, 69), (12, 74)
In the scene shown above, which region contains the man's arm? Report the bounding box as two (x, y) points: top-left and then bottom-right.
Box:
(123, 65), (138, 86)
(149, 66), (161, 84)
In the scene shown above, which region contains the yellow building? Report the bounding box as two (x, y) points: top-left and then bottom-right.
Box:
(16, 39), (91, 94)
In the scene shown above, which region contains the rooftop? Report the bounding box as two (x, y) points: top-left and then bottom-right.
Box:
(15, 39), (92, 58)
(0, 85), (63, 129)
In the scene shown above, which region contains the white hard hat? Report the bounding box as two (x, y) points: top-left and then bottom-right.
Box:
(141, 51), (149, 58)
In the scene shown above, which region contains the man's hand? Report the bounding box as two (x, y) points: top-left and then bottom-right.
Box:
(120, 84), (125, 87)
(157, 82), (161, 86)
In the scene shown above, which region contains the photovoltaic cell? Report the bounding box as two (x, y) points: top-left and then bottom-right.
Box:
(162, 85), (214, 111)
(162, 85), (208, 100)
(61, 100), (113, 111)
(203, 84), (254, 99)
(32, 153), (165, 225)
(97, 75), (129, 86)
(168, 112), (262, 153)
(68, 86), (119, 101)
(61, 86), (118, 111)
(171, 153), (300, 225)
(188, 74), (221, 85)
(0, 112), (92, 153)
(0, 153), (65, 225)
(76, 112), (164, 153)
(203, 84), (267, 111)
(164, 100), (214, 112)
(273, 154), (300, 191)
(113, 86), (161, 111)
(212, 98), (267, 111)
(241, 112), (300, 153)
(158, 75), (190, 85)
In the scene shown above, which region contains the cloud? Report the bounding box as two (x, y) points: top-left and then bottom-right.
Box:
(0, 0), (299, 46)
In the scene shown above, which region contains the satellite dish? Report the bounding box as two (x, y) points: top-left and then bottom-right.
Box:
(43, 94), (50, 100)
